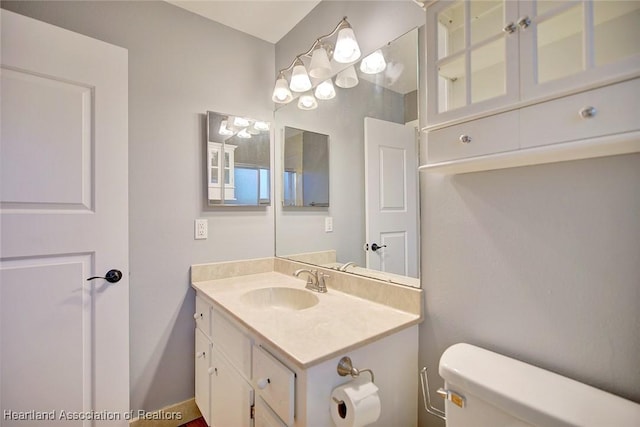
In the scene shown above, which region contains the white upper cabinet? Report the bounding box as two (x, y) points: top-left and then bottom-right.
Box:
(426, 0), (640, 126)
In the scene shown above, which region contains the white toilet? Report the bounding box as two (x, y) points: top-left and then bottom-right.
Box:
(437, 343), (640, 427)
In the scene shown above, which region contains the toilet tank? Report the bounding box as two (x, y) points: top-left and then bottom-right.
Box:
(439, 343), (640, 427)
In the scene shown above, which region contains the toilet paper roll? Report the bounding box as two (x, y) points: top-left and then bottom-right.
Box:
(330, 377), (381, 427)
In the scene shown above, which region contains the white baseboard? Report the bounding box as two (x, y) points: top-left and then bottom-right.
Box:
(129, 398), (201, 427)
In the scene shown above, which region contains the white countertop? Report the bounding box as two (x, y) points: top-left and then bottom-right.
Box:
(192, 271), (420, 369)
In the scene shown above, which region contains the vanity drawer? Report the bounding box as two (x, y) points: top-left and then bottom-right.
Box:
(253, 345), (295, 427)
(212, 309), (252, 378)
(520, 78), (640, 149)
(427, 110), (519, 163)
(194, 295), (211, 337)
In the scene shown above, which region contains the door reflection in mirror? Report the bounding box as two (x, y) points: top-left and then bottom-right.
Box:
(206, 111), (271, 206)
(283, 127), (329, 208)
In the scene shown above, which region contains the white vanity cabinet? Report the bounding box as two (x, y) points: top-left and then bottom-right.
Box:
(194, 295), (254, 427)
(194, 290), (420, 427)
(423, 0), (640, 173)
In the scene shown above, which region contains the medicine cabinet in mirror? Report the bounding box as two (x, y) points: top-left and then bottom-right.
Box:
(283, 127), (330, 208)
(275, 27), (421, 288)
(206, 111), (271, 206)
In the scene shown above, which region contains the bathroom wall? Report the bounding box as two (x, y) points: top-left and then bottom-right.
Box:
(419, 154), (640, 426)
(1, 0), (275, 413)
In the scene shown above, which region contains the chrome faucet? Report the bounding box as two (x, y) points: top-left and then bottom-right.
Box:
(294, 269), (329, 293)
(338, 261), (357, 272)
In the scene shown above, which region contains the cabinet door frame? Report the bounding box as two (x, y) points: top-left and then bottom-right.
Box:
(519, 0), (640, 102)
(426, 0), (519, 125)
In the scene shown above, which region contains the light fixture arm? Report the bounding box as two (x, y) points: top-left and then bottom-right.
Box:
(275, 17), (351, 76)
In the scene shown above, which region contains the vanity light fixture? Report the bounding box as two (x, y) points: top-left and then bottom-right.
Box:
(237, 128), (252, 139)
(315, 79), (336, 100)
(233, 116), (250, 128)
(218, 119), (234, 136)
(335, 65), (359, 89)
(271, 16), (361, 109)
(298, 92), (318, 110)
(360, 49), (387, 74)
(272, 72), (293, 103)
(253, 121), (270, 131)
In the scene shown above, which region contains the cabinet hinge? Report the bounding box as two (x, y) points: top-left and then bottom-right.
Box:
(250, 404), (255, 419)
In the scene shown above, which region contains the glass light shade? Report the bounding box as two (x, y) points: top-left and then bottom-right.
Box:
(233, 116), (250, 127)
(360, 49), (386, 74)
(309, 47), (332, 79)
(334, 27), (361, 63)
(272, 77), (293, 103)
(315, 79), (336, 100)
(237, 128), (252, 138)
(290, 63), (312, 92)
(335, 65), (359, 88)
(218, 119), (234, 136)
(254, 121), (270, 131)
(297, 92), (318, 110)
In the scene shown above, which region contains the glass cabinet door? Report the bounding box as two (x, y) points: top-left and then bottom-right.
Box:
(520, 0), (640, 99)
(427, 0), (519, 123)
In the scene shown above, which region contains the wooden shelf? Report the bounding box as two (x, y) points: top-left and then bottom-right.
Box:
(419, 131), (640, 174)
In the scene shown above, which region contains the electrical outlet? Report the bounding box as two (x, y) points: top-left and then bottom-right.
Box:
(325, 216), (333, 232)
(195, 219), (208, 240)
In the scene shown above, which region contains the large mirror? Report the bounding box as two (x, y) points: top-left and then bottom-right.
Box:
(206, 111), (271, 206)
(283, 127), (330, 208)
(275, 27), (421, 287)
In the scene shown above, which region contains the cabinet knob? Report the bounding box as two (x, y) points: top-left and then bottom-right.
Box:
(459, 135), (472, 144)
(502, 22), (517, 34)
(208, 367), (217, 376)
(193, 312), (202, 320)
(196, 351), (206, 359)
(517, 16), (531, 29)
(257, 378), (270, 389)
(579, 106), (597, 119)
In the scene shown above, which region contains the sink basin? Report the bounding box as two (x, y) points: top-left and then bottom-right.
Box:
(240, 287), (319, 311)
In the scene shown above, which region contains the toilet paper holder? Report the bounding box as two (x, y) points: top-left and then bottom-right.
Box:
(337, 356), (375, 383)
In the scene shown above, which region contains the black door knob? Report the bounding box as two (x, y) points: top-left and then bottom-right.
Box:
(370, 243), (387, 252)
(86, 269), (123, 283)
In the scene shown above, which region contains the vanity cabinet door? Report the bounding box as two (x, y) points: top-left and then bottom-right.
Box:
(195, 328), (211, 426)
(254, 397), (287, 427)
(195, 295), (212, 338)
(211, 308), (252, 378)
(210, 346), (254, 427)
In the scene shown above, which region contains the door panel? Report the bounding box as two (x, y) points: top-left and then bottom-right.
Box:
(364, 117), (418, 279)
(0, 10), (128, 426)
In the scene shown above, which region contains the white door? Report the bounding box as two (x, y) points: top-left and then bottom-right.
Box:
(1, 10), (129, 426)
(364, 117), (418, 278)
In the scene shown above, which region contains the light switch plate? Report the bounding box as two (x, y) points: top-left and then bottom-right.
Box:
(325, 216), (333, 232)
(195, 219), (208, 240)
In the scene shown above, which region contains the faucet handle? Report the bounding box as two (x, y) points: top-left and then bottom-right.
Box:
(317, 272), (330, 292)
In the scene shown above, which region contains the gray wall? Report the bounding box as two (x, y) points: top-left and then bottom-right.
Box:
(1, 0), (275, 413)
(419, 154), (640, 426)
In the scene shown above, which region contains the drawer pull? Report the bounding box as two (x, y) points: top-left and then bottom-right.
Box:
(579, 106), (597, 119)
(193, 312), (202, 320)
(196, 351), (206, 359)
(459, 135), (472, 144)
(257, 377), (271, 389)
(208, 367), (218, 376)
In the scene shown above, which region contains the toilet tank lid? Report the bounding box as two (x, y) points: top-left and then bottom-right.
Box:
(439, 343), (640, 427)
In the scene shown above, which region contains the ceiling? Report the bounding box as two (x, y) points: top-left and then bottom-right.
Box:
(167, 0), (321, 43)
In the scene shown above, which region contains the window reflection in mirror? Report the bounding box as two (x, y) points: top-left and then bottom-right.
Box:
(206, 111), (271, 206)
(283, 127), (329, 208)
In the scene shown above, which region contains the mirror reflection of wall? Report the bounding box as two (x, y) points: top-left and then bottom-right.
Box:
(275, 27), (421, 287)
(284, 127), (330, 208)
(206, 111), (271, 206)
